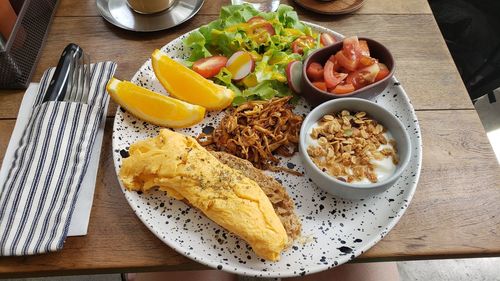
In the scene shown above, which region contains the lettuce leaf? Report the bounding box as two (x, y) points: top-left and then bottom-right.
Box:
(183, 4), (319, 105)
(213, 67), (242, 98)
(183, 30), (212, 63)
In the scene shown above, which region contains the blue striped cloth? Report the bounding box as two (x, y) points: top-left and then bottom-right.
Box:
(0, 61), (116, 256)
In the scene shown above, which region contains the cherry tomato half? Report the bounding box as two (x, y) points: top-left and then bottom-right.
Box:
(320, 33), (337, 47)
(192, 56), (228, 78)
(291, 36), (315, 55)
(247, 16), (275, 37)
(247, 16), (265, 24)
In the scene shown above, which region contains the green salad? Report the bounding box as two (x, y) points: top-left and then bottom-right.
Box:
(183, 4), (321, 105)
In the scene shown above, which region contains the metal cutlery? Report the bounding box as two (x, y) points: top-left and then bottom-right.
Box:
(64, 51), (91, 104)
(43, 43), (91, 104)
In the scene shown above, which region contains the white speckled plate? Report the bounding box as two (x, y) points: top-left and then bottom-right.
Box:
(111, 23), (423, 278)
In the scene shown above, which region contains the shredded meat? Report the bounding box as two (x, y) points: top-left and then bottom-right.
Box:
(197, 96), (303, 175)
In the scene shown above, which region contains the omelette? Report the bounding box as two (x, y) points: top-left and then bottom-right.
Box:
(119, 129), (288, 261)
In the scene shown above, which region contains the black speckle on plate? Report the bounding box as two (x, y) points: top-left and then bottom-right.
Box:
(120, 149), (129, 158)
(202, 125), (215, 134)
(337, 246), (353, 254)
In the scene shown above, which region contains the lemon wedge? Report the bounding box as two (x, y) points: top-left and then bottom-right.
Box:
(151, 49), (235, 111)
(106, 77), (206, 128)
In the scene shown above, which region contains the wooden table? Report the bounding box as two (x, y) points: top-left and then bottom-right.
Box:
(1, 0), (499, 278)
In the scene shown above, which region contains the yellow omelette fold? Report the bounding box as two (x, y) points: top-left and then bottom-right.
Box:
(119, 129), (288, 261)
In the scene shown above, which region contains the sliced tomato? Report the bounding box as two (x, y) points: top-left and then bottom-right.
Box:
(375, 63), (390, 81)
(335, 51), (358, 72)
(256, 22), (275, 36)
(359, 56), (377, 67)
(291, 36), (315, 55)
(342, 36), (360, 61)
(247, 16), (275, 39)
(312, 82), (327, 91)
(324, 60), (348, 89)
(331, 72), (348, 89)
(192, 56), (228, 78)
(345, 63), (381, 89)
(331, 83), (355, 95)
(358, 40), (370, 57)
(247, 16), (266, 24)
(314, 37), (387, 93)
(346, 71), (368, 90)
(323, 60), (336, 88)
(359, 63), (380, 83)
(320, 33), (337, 46)
(247, 23), (275, 38)
(306, 62), (324, 82)
(343, 36), (359, 46)
(328, 55), (342, 72)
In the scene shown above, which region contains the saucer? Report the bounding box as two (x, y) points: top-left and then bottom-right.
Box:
(294, 0), (365, 15)
(96, 0), (204, 32)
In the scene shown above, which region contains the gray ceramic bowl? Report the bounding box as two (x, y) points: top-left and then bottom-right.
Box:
(299, 98), (411, 199)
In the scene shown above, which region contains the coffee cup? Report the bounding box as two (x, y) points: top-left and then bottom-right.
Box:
(127, 0), (175, 14)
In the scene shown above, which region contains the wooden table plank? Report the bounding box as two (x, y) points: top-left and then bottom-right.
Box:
(1, 109), (498, 277)
(0, 14), (472, 119)
(367, 110), (500, 259)
(55, 0), (432, 17)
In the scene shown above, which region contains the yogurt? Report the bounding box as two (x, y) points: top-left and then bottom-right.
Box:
(306, 120), (398, 185)
(351, 132), (397, 185)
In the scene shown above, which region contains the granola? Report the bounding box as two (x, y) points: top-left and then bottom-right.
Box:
(306, 110), (399, 183)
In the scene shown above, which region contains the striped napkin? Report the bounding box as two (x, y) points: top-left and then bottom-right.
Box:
(0, 61), (116, 256)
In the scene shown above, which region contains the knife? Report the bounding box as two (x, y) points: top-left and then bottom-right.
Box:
(43, 43), (83, 102)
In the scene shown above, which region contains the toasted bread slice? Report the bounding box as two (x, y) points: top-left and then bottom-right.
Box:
(211, 151), (301, 242)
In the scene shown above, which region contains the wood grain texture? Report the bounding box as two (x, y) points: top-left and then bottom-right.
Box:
(0, 14), (472, 119)
(0, 0), (497, 277)
(0, 110), (498, 277)
(55, 0), (431, 17)
(364, 110), (500, 259)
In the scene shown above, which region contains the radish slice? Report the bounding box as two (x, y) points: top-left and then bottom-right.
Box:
(226, 51), (255, 80)
(286, 61), (303, 94)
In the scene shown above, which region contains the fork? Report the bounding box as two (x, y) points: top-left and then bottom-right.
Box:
(63, 51), (91, 104)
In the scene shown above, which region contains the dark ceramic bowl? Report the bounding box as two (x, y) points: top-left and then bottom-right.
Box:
(301, 37), (395, 106)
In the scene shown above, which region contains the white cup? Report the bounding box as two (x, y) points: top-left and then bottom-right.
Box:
(127, 0), (175, 14)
